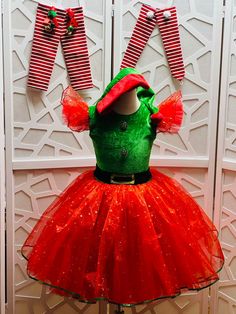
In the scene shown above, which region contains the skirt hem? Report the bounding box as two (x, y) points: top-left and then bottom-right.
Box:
(21, 250), (225, 308)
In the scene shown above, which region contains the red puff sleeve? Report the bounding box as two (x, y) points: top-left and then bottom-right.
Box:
(61, 86), (90, 132)
(151, 90), (183, 133)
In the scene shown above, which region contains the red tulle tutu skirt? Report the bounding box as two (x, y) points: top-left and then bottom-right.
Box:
(21, 167), (224, 306)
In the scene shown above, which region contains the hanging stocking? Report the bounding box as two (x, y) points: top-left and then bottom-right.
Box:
(155, 7), (185, 81)
(120, 4), (156, 69)
(120, 5), (185, 81)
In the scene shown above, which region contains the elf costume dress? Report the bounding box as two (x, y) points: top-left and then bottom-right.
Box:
(21, 68), (224, 307)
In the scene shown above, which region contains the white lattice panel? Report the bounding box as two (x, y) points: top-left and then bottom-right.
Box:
(15, 167), (209, 314)
(114, 0), (222, 160)
(5, 0), (112, 313)
(210, 1), (236, 313)
(110, 293), (206, 314)
(0, 2), (5, 312)
(113, 2), (224, 312)
(214, 170), (236, 314)
(14, 167), (106, 314)
(12, 0), (112, 160)
(224, 2), (236, 160)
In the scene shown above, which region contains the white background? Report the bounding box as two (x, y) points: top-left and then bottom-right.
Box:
(0, 0), (235, 313)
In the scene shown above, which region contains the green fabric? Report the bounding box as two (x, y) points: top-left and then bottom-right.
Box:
(89, 68), (159, 174)
(89, 97), (158, 174)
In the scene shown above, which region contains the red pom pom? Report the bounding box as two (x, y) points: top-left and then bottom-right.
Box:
(70, 17), (78, 27)
(66, 8), (74, 18)
(151, 90), (183, 133)
(52, 17), (58, 27)
(65, 9), (78, 30)
(61, 86), (89, 132)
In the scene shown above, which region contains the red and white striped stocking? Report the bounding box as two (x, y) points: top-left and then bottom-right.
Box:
(120, 4), (185, 81)
(28, 3), (65, 91)
(61, 7), (93, 90)
(28, 3), (93, 91)
(120, 4), (156, 69)
(155, 7), (185, 81)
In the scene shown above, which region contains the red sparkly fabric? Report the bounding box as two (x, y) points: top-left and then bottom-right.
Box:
(61, 86), (89, 132)
(151, 90), (183, 133)
(21, 167), (224, 306)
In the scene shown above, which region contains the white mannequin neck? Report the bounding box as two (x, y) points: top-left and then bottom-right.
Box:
(111, 89), (140, 115)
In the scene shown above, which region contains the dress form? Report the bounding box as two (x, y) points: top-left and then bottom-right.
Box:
(113, 91), (138, 314)
(113, 92), (138, 314)
(111, 89), (140, 115)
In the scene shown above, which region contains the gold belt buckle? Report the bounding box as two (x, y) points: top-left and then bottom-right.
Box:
(110, 173), (135, 185)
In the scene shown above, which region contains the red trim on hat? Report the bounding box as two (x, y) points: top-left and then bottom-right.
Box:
(96, 74), (150, 114)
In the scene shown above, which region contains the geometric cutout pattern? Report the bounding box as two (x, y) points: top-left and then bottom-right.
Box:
(225, 8), (236, 159)
(114, 0), (221, 157)
(15, 167), (101, 313)
(12, 0), (110, 159)
(209, 3), (236, 313)
(212, 170), (236, 314)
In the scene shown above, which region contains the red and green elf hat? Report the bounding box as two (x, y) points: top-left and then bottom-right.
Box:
(96, 68), (156, 114)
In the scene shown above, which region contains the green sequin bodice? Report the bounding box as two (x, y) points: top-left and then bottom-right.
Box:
(89, 91), (158, 174)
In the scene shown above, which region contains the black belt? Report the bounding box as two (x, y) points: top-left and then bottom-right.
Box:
(94, 165), (152, 185)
